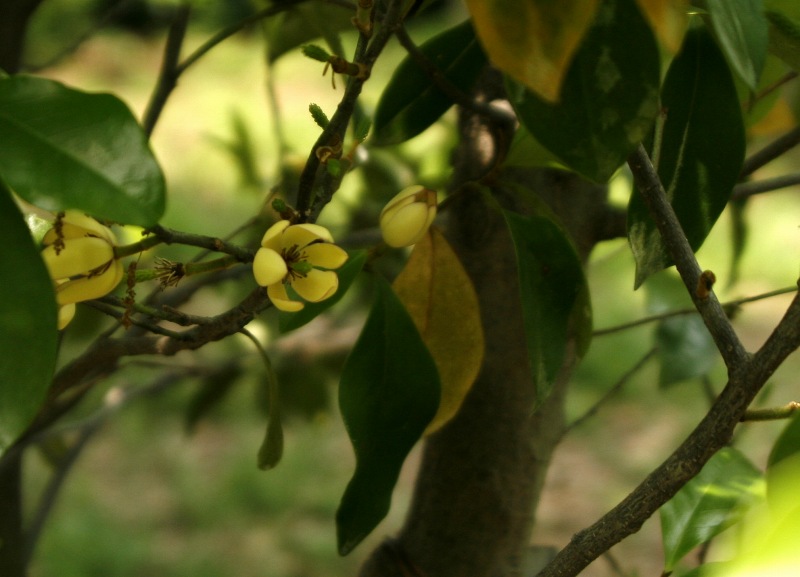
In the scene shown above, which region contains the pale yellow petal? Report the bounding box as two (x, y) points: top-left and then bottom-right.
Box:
(43, 211), (116, 245)
(42, 237), (115, 280)
(58, 304), (76, 330)
(381, 203), (431, 248)
(261, 220), (291, 250)
(292, 223), (333, 243)
(380, 185), (425, 220)
(304, 243), (348, 270)
(282, 224), (328, 250)
(56, 259), (124, 305)
(268, 282), (304, 311)
(292, 269), (338, 302)
(252, 248), (288, 287)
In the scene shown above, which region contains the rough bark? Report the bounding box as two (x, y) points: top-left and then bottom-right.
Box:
(358, 75), (616, 577)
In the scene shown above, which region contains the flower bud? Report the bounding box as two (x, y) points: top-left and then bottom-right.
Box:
(40, 211), (123, 326)
(379, 185), (437, 248)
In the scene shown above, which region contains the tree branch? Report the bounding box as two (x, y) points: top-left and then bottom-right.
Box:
(739, 126), (800, 178)
(295, 0), (406, 217)
(538, 288), (800, 577)
(626, 144), (747, 368)
(142, 2), (191, 136)
(732, 172), (800, 200)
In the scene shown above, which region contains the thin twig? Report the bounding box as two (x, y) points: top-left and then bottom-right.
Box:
(566, 348), (657, 434)
(593, 286), (798, 336)
(394, 25), (514, 129)
(741, 401), (800, 422)
(627, 144), (748, 368)
(295, 0), (406, 217)
(732, 172), (800, 200)
(142, 2), (191, 136)
(739, 126), (800, 178)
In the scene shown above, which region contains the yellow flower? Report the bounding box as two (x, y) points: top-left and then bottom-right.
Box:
(40, 211), (123, 328)
(253, 220), (348, 311)
(379, 185), (437, 248)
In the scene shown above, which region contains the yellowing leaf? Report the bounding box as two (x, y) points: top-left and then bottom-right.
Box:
(464, 0), (600, 102)
(635, 0), (689, 52)
(393, 227), (484, 434)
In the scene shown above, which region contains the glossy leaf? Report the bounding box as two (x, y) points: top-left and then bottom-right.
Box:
(635, 0), (689, 52)
(646, 271), (718, 386)
(660, 447), (764, 572)
(392, 227), (484, 435)
(0, 184), (58, 455)
(278, 250), (368, 333)
(767, 411), (800, 470)
(628, 27), (745, 288)
(706, 0), (769, 90)
(0, 76), (165, 227)
(372, 20), (487, 145)
(464, 0), (599, 102)
(507, 0), (661, 183)
(763, 0), (800, 71)
(504, 209), (592, 406)
(264, 4), (352, 63)
(336, 276), (440, 555)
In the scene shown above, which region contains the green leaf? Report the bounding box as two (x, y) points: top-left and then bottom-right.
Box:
(278, 250), (368, 333)
(628, 26), (746, 288)
(372, 20), (487, 145)
(0, 184), (59, 455)
(646, 272), (719, 387)
(503, 208), (592, 406)
(660, 447), (764, 572)
(264, 4), (352, 63)
(706, 0), (769, 90)
(764, 0), (800, 71)
(336, 276), (440, 555)
(655, 315), (719, 386)
(0, 75), (165, 227)
(767, 411), (800, 470)
(506, 0), (661, 183)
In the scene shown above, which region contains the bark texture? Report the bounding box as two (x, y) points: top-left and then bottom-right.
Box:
(359, 75), (617, 577)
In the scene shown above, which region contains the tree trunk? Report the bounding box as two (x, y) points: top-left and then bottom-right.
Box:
(358, 74), (618, 577)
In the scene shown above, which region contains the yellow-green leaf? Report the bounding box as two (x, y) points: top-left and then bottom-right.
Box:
(393, 227), (484, 435)
(635, 0), (689, 52)
(464, 0), (600, 102)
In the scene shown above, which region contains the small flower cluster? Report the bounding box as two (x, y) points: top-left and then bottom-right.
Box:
(253, 185), (437, 312)
(41, 211), (123, 329)
(252, 220), (349, 311)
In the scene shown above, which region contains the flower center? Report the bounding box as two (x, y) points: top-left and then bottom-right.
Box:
(282, 244), (312, 280)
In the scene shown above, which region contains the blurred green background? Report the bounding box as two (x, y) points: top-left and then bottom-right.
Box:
(20, 1), (800, 576)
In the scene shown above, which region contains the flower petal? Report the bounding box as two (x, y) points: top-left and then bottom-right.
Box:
(380, 202), (431, 247)
(292, 223), (334, 243)
(56, 259), (124, 305)
(58, 304), (76, 330)
(292, 269), (338, 303)
(42, 236), (115, 280)
(43, 211), (117, 245)
(304, 243), (348, 270)
(281, 224), (329, 250)
(253, 248), (288, 287)
(268, 282), (304, 311)
(261, 220), (291, 250)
